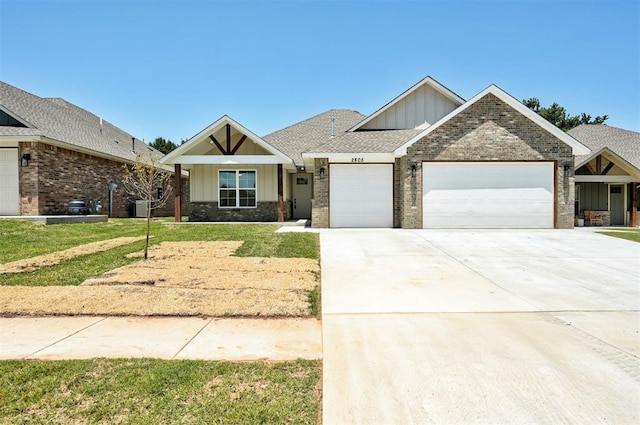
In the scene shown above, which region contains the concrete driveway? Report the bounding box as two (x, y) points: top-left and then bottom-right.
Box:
(321, 229), (640, 424)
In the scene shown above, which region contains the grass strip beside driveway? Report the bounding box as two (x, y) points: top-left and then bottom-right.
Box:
(0, 358), (321, 425)
(599, 228), (640, 243)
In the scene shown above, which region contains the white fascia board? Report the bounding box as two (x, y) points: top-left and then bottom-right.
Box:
(162, 115), (293, 165)
(575, 175), (637, 183)
(302, 152), (395, 163)
(394, 85), (592, 156)
(348, 76), (466, 132)
(178, 155), (292, 165)
(0, 135), (42, 143)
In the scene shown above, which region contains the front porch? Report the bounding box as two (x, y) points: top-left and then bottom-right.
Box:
(161, 115), (299, 223)
(575, 152), (639, 227)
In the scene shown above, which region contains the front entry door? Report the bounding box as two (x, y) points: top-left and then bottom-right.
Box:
(293, 173), (312, 219)
(610, 184), (624, 225)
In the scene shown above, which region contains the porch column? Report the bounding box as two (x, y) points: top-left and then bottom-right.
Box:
(174, 164), (182, 223)
(277, 164), (284, 222)
(631, 182), (638, 227)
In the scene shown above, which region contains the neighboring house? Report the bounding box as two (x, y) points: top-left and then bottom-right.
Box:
(163, 76), (591, 229)
(568, 125), (639, 227)
(0, 81), (187, 217)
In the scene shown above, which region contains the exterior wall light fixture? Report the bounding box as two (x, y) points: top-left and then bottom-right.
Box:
(319, 167), (326, 179)
(21, 153), (31, 167)
(410, 163), (417, 178)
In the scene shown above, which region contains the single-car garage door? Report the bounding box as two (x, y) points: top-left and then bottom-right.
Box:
(423, 162), (554, 229)
(330, 164), (393, 227)
(0, 148), (19, 215)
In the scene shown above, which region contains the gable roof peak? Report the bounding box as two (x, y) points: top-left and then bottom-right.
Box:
(161, 114), (293, 165)
(394, 83), (591, 156)
(349, 75), (466, 132)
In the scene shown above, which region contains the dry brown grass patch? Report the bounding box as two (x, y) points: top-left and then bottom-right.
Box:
(1, 241), (319, 317)
(0, 237), (146, 274)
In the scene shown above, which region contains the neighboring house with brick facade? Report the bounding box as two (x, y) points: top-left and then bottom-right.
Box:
(569, 125), (639, 227)
(165, 76), (595, 229)
(0, 81), (186, 217)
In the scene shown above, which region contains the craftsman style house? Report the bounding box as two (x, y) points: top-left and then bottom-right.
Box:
(163, 76), (626, 229)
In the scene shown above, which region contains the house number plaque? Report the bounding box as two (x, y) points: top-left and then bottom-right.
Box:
(351, 158), (364, 163)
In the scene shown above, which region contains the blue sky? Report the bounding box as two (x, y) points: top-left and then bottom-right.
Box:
(1, 0), (638, 144)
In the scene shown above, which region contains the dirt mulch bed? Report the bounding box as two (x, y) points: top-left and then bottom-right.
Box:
(0, 237), (146, 274)
(0, 241), (319, 317)
(0, 286), (310, 317)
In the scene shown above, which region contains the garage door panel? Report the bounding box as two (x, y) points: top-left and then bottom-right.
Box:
(423, 162), (554, 229)
(330, 164), (393, 228)
(0, 149), (19, 215)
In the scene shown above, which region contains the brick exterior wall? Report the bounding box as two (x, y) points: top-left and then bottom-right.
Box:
(393, 157), (403, 228)
(400, 93), (574, 229)
(311, 158), (329, 228)
(189, 201), (292, 222)
(18, 141), (188, 217)
(310, 94), (575, 229)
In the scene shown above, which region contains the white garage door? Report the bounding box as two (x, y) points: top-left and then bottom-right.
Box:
(423, 162), (554, 229)
(0, 149), (19, 215)
(330, 164), (393, 228)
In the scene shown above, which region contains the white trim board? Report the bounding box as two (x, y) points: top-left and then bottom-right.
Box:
(177, 155), (290, 165)
(575, 175), (636, 183)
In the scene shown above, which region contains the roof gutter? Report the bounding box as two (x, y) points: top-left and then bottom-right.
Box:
(37, 137), (183, 175)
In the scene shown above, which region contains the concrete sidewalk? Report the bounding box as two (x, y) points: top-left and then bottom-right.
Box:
(0, 316), (321, 361)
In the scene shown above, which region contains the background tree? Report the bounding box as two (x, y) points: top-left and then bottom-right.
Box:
(523, 98), (608, 131)
(149, 137), (179, 154)
(122, 153), (174, 259)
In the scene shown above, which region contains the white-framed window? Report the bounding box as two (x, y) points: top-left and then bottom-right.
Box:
(218, 170), (257, 208)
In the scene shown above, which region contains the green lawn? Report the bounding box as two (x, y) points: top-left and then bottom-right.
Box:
(0, 358), (321, 425)
(0, 219), (146, 263)
(598, 228), (640, 243)
(0, 219), (319, 287)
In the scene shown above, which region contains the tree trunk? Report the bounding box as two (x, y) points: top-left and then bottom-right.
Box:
(144, 200), (151, 259)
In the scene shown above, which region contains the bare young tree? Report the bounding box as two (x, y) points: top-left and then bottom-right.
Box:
(122, 153), (174, 259)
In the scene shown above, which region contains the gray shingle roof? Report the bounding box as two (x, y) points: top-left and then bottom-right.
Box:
(568, 124), (640, 171)
(0, 126), (42, 136)
(306, 128), (423, 153)
(0, 81), (160, 162)
(263, 109), (366, 164)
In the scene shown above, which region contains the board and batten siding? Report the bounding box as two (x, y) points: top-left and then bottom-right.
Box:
(190, 164), (284, 203)
(361, 83), (458, 130)
(577, 182), (608, 211)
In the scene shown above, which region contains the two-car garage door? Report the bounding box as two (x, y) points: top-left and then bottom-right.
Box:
(327, 162), (555, 229)
(423, 162), (554, 229)
(0, 149), (19, 215)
